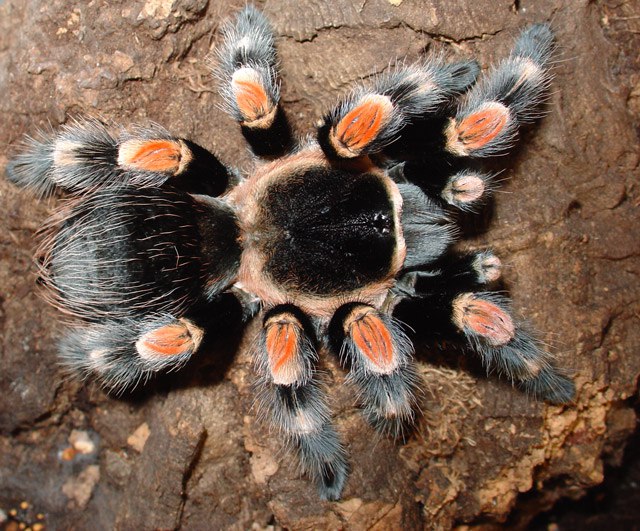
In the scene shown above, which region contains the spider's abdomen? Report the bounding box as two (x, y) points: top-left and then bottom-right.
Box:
(41, 187), (240, 321)
(234, 150), (405, 315)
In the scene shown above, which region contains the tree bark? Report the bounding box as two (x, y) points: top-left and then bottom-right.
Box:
(0, 0), (638, 528)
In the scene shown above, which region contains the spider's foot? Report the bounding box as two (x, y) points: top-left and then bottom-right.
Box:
(214, 6), (291, 156)
(329, 303), (419, 437)
(401, 250), (503, 297)
(359, 365), (421, 440)
(512, 23), (556, 72)
(6, 130), (57, 197)
(445, 24), (555, 158)
(296, 423), (349, 501)
(59, 316), (203, 393)
(254, 304), (348, 499)
(520, 366), (576, 404)
(263, 384), (348, 500)
(451, 292), (574, 403)
(216, 5), (277, 91)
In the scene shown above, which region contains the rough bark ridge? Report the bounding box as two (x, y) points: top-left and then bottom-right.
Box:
(1, 0), (638, 529)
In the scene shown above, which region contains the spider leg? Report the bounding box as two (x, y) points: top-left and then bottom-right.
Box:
(7, 119), (233, 197)
(393, 273), (575, 404)
(397, 182), (454, 270)
(446, 24), (555, 158)
(214, 6), (291, 157)
(328, 303), (420, 439)
(318, 58), (479, 160)
(389, 24), (555, 210)
(59, 288), (251, 393)
(254, 304), (347, 500)
(405, 249), (504, 291)
(60, 314), (205, 393)
(441, 250), (504, 287)
(395, 183), (499, 288)
(391, 157), (499, 214)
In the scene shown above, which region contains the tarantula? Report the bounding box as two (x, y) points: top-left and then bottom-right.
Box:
(7, 6), (574, 500)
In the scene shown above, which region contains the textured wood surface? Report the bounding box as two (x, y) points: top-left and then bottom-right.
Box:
(1, 0), (638, 528)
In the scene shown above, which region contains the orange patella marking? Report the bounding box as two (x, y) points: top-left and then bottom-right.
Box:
(136, 319), (203, 359)
(120, 139), (182, 173)
(334, 95), (392, 153)
(350, 312), (394, 370)
(141, 324), (192, 356)
(266, 320), (299, 371)
(232, 68), (274, 124)
(457, 104), (509, 151)
(454, 294), (515, 346)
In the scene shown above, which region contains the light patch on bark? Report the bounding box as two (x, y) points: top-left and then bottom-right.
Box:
(62, 465), (100, 508)
(127, 422), (151, 453)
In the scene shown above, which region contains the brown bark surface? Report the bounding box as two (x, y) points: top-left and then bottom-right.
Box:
(1, 0), (638, 529)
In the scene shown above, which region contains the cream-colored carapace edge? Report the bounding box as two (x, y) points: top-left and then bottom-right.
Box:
(225, 145), (406, 318)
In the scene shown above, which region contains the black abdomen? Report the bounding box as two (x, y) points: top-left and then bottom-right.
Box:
(258, 168), (397, 295)
(46, 187), (239, 321)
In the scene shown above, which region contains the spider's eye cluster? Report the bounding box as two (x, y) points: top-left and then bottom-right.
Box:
(372, 212), (392, 234)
